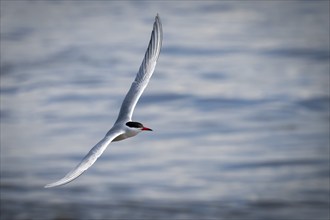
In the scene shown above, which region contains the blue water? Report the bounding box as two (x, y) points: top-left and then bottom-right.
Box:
(1, 1), (329, 220)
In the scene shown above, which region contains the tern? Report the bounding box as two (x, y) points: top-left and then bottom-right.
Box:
(45, 14), (162, 188)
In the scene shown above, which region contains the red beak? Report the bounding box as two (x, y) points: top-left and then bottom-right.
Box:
(142, 127), (153, 131)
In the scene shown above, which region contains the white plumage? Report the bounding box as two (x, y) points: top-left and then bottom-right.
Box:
(45, 14), (162, 188)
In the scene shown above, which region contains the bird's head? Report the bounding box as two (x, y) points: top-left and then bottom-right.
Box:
(126, 121), (152, 132)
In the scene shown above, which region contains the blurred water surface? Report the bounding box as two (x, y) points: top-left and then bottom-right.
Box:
(1, 1), (329, 220)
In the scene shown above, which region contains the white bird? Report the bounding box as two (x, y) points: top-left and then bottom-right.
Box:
(45, 14), (162, 188)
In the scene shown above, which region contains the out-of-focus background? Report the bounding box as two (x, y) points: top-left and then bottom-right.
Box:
(1, 1), (329, 219)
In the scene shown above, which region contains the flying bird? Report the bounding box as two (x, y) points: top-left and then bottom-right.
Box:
(45, 14), (162, 188)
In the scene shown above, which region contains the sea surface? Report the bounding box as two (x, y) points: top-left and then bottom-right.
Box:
(1, 1), (329, 220)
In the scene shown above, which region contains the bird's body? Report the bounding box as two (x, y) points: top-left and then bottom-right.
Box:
(45, 14), (162, 188)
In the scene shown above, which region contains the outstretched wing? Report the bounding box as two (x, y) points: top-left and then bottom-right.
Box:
(44, 128), (124, 188)
(115, 14), (163, 124)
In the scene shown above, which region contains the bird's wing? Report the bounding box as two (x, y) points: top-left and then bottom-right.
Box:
(44, 128), (124, 188)
(115, 14), (163, 124)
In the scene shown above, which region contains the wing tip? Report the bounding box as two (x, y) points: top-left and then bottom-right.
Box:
(44, 180), (67, 188)
(155, 13), (162, 31)
(44, 173), (78, 188)
(44, 182), (59, 188)
(153, 13), (163, 57)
